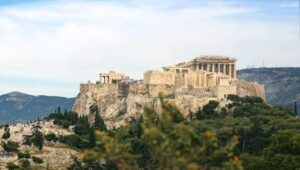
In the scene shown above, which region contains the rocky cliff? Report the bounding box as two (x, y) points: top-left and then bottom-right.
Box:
(73, 87), (215, 129)
(72, 81), (264, 128)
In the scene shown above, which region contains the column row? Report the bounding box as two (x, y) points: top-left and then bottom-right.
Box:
(101, 76), (110, 84)
(196, 63), (235, 79)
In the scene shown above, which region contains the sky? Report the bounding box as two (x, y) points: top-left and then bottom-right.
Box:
(0, 0), (299, 97)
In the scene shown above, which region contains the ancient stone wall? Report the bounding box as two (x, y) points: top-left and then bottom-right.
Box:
(129, 83), (175, 97)
(144, 71), (175, 85)
(175, 87), (216, 98)
(211, 85), (237, 100)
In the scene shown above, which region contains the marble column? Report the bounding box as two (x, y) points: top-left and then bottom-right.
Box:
(212, 63), (215, 72)
(218, 63), (221, 73)
(228, 64), (232, 78)
(232, 64), (236, 79)
(102, 76), (104, 83)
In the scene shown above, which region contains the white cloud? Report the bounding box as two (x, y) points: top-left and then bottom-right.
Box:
(277, 1), (299, 8)
(0, 0), (299, 96)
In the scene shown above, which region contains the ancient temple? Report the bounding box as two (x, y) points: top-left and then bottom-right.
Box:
(144, 56), (236, 88)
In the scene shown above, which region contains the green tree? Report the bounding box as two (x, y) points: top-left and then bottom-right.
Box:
(31, 123), (44, 150)
(2, 124), (10, 140)
(294, 101), (298, 116)
(203, 100), (219, 114)
(89, 127), (96, 148)
(91, 104), (107, 131)
(57, 106), (61, 113)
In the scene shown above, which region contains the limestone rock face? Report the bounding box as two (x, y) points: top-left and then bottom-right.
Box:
(73, 88), (223, 129)
(73, 80), (266, 129)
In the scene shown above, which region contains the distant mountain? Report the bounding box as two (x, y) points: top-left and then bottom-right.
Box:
(0, 92), (75, 124)
(237, 67), (300, 111)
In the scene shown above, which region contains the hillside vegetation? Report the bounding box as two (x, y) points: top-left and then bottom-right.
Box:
(38, 94), (299, 169)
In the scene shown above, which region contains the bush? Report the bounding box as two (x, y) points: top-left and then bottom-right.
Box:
(6, 162), (21, 170)
(2, 141), (19, 153)
(20, 159), (30, 169)
(244, 96), (264, 105)
(45, 133), (58, 142)
(203, 100), (219, 114)
(59, 135), (89, 149)
(32, 156), (44, 164)
(18, 152), (31, 159)
(227, 94), (241, 103)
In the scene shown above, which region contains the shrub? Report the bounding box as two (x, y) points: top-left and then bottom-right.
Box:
(20, 159), (30, 169)
(6, 162), (21, 170)
(59, 135), (89, 149)
(45, 133), (58, 142)
(32, 156), (44, 164)
(18, 152), (31, 159)
(2, 141), (19, 153)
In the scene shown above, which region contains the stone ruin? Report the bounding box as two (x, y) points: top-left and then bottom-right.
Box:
(73, 56), (265, 128)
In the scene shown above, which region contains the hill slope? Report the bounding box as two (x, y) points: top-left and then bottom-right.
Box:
(237, 67), (300, 111)
(0, 92), (75, 124)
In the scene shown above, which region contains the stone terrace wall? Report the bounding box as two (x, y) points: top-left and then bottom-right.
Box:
(175, 87), (216, 98)
(129, 84), (175, 97)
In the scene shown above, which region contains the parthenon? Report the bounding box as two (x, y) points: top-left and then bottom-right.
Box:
(144, 56), (236, 89)
(164, 56), (236, 79)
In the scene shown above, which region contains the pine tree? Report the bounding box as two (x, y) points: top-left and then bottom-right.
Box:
(294, 101), (298, 116)
(2, 124), (10, 140)
(58, 106), (61, 114)
(94, 109), (106, 131)
(89, 127), (96, 148)
(31, 123), (44, 150)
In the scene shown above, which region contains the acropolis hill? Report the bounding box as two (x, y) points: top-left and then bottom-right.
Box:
(73, 56), (265, 128)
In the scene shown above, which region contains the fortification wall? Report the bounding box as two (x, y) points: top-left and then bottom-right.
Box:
(144, 71), (175, 85)
(80, 83), (119, 96)
(129, 83), (175, 97)
(175, 87), (215, 98)
(211, 85), (237, 100)
(236, 80), (266, 100)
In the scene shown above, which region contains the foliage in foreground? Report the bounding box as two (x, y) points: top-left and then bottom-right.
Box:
(47, 94), (300, 170)
(77, 96), (242, 170)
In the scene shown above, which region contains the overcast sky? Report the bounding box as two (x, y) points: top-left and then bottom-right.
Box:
(0, 0), (299, 97)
